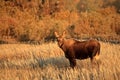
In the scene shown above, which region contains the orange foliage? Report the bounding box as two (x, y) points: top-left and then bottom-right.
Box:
(0, 0), (120, 43)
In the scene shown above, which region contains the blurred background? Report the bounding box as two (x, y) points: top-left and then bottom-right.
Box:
(0, 0), (120, 44)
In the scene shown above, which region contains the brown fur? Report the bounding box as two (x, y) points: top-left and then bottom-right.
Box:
(54, 31), (100, 68)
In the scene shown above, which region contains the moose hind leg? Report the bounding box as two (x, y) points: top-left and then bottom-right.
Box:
(91, 53), (100, 68)
(90, 57), (96, 68)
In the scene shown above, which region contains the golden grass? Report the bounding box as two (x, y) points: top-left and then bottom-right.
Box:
(0, 42), (120, 80)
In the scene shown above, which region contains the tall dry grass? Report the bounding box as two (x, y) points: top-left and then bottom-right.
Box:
(0, 42), (120, 80)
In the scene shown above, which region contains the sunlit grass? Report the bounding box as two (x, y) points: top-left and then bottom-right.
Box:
(0, 42), (120, 80)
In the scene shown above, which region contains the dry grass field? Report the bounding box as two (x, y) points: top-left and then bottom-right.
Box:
(0, 0), (120, 80)
(0, 41), (120, 80)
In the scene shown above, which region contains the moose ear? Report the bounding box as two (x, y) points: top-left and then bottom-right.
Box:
(62, 31), (66, 38)
(54, 31), (59, 37)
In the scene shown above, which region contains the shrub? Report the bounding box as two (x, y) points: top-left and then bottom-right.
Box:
(0, 0), (120, 43)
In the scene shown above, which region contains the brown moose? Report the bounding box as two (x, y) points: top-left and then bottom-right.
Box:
(54, 31), (100, 68)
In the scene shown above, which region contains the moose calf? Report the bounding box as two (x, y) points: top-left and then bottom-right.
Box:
(54, 31), (100, 68)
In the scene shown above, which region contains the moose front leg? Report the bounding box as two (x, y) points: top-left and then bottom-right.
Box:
(69, 58), (76, 68)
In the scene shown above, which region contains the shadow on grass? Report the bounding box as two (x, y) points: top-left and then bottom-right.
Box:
(38, 56), (70, 69)
(0, 56), (70, 69)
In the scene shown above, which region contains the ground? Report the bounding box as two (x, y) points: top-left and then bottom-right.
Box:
(0, 42), (120, 80)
